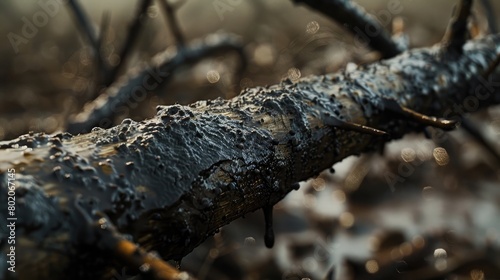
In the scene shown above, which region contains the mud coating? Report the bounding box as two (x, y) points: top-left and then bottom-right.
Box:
(1, 34), (500, 279)
(263, 205), (275, 248)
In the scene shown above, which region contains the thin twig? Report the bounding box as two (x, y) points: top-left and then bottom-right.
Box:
(445, 0), (500, 164)
(67, 0), (99, 54)
(67, 0), (109, 75)
(106, 0), (153, 87)
(96, 11), (111, 58)
(444, 0), (474, 53)
(67, 33), (247, 134)
(158, 0), (186, 47)
(480, 0), (497, 33)
(97, 217), (194, 280)
(460, 117), (500, 165)
(292, 0), (404, 58)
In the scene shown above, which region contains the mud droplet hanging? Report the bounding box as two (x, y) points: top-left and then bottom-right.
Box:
(262, 205), (274, 248)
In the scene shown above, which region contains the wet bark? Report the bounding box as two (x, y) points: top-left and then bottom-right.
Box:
(1, 35), (500, 280)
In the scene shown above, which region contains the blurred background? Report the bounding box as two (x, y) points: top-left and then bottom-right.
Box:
(2, 0), (500, 279)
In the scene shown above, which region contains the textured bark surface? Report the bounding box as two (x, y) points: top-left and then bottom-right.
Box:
(1, 34), (500, 279)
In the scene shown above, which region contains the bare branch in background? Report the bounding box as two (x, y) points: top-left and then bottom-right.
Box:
(96, 11), (111, 53)
(68, 0), (153, 90)
(481, 0), (498, 33)
(444, 0), (473, 53)
(67, 33), (247, 134)
(158, 0), (186, 47)
(106, 0), (154, 87)
(67, 0), (110, 76)
(292, 0), (404, 58)
(459, 117), (500, 164)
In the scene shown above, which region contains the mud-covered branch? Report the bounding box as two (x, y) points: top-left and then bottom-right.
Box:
(1, 35), (500, 280)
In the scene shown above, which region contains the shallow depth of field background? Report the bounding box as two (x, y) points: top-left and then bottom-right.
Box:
(2, 1), (500, 279)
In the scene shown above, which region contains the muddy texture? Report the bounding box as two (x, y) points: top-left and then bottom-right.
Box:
(1, 34), (500, 279)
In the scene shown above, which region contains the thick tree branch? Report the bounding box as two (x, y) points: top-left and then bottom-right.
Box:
(2, 35), (500, 280)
